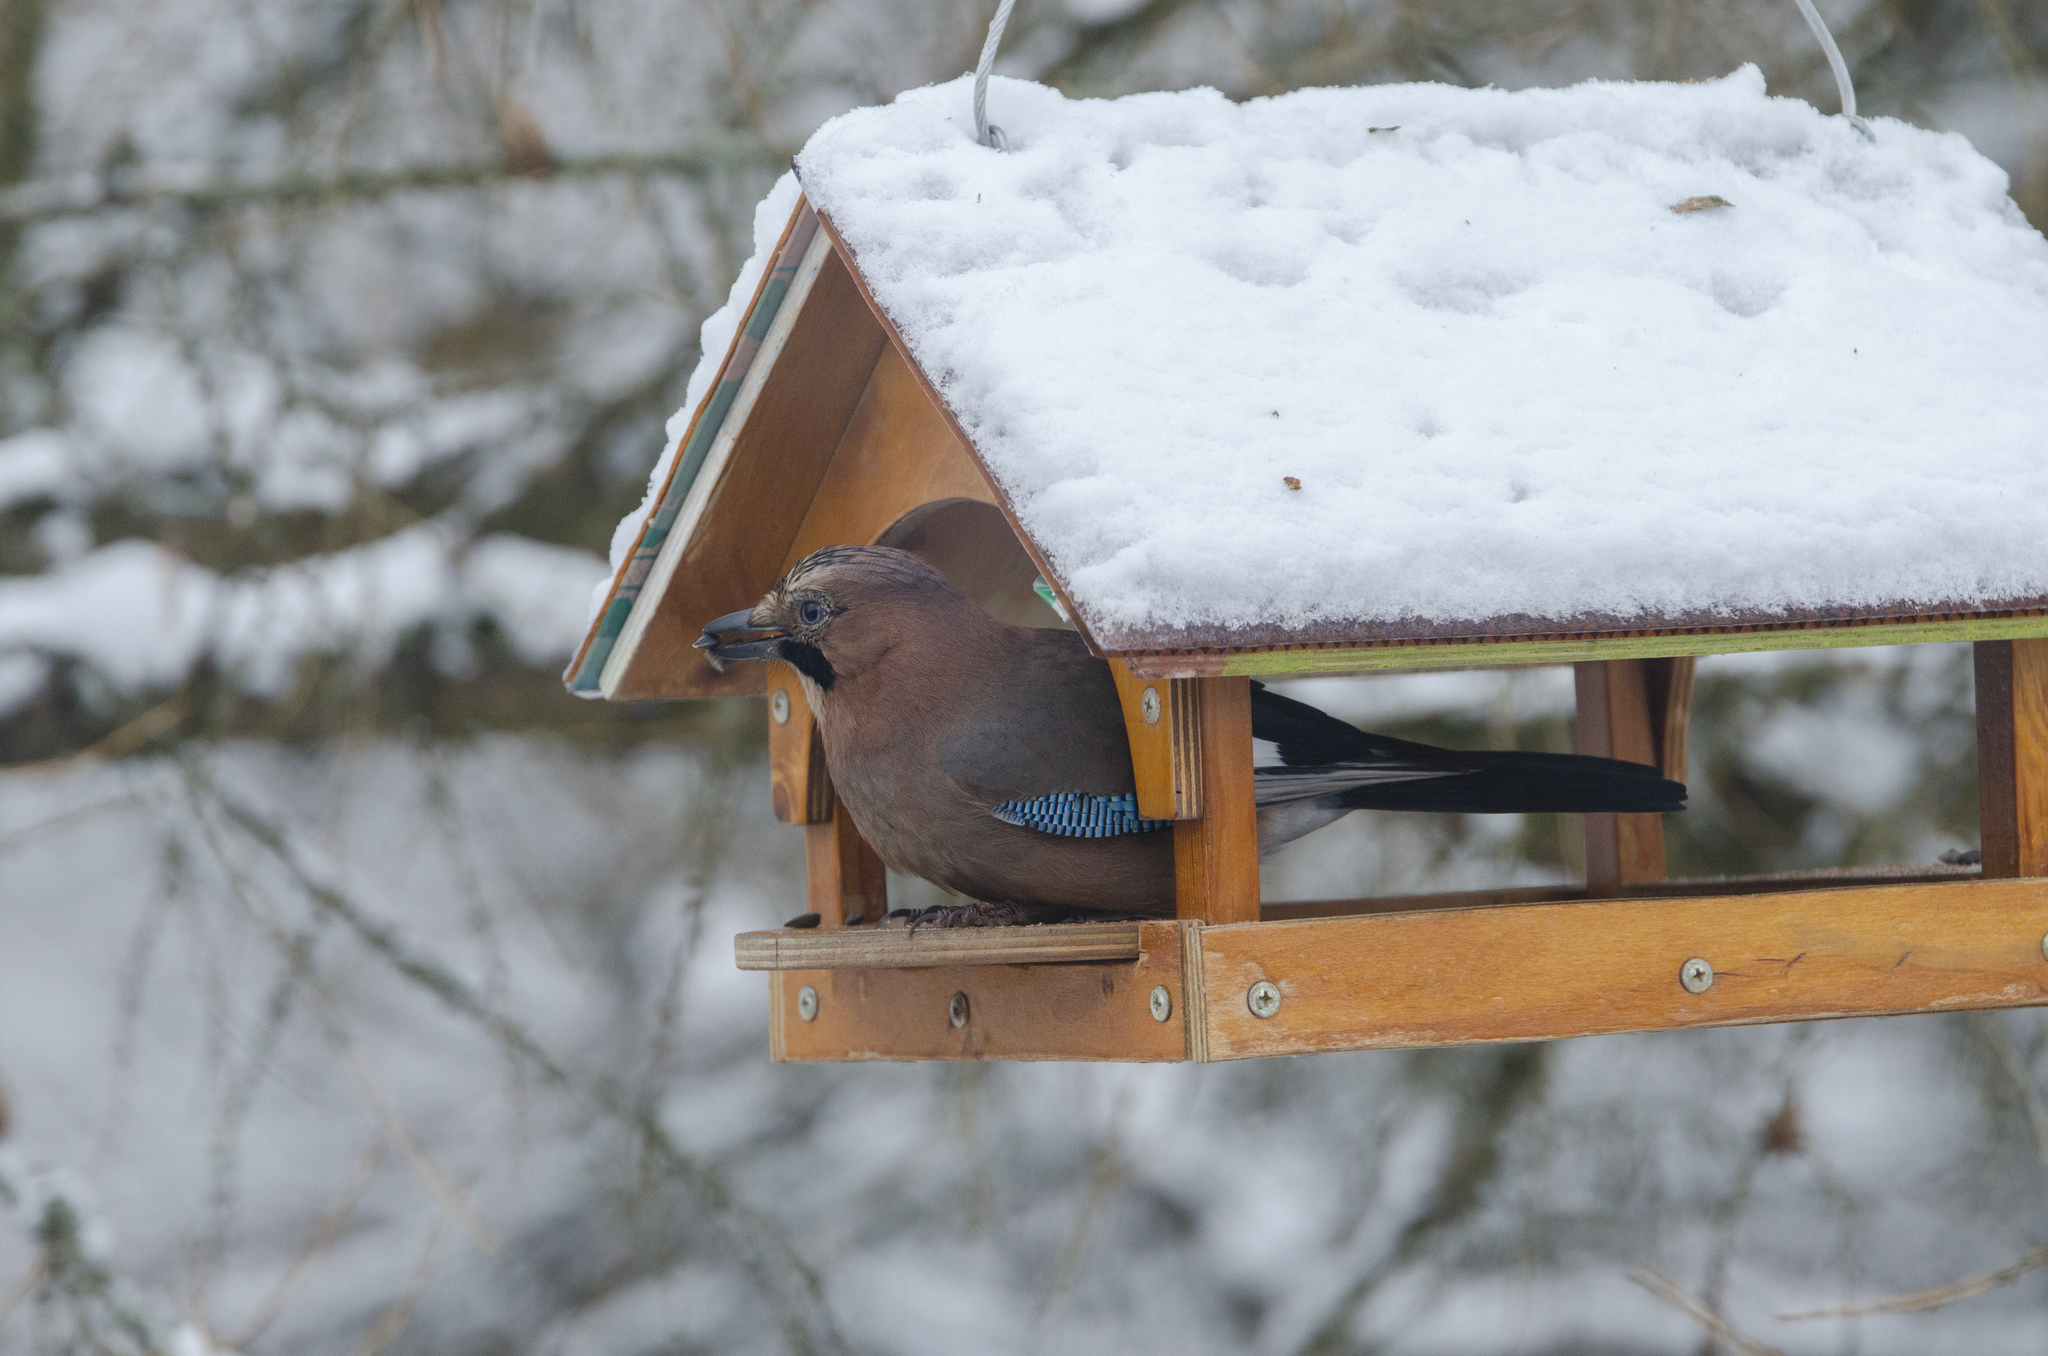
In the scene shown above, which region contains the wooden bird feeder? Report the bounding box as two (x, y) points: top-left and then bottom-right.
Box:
(566, 76), (2048, 1064)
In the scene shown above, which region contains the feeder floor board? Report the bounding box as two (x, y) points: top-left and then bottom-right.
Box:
(742, 875), (2048, 1062)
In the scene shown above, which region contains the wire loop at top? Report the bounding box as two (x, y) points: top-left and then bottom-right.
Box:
(1790, 0), (1874, 139)
(973, 0), (1867, 153)
(973, 0), (1018, 150)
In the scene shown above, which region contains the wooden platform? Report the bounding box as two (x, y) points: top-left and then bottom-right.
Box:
(741, 872), (2048, 1062)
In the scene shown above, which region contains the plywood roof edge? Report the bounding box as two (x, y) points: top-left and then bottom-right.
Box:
(1108, 601), (2048, 676)
(563, 196), (818, 695)
(809, 208), (1107, 658)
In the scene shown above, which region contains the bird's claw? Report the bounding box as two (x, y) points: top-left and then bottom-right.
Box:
(900, 901), (1070, 931)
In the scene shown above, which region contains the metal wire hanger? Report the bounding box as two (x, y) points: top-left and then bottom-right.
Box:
(971, 0), (1874, 150)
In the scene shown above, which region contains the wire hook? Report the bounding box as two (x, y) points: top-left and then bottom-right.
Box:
(1789, 0), (1874, 140)
(973, 0), (1017, 150)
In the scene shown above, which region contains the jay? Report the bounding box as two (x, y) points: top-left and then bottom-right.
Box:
(697, 546), (1684, 925)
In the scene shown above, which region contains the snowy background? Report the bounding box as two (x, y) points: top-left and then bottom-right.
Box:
(1, 1), (2045, 1353)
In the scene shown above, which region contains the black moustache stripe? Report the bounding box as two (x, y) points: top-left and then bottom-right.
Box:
(777, 640), (836, 691)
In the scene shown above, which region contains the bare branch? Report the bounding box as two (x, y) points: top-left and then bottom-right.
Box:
(0, 139), (782, 226)
(347, 1213), (450, 1356)
(0, 1253), (45, 1330)
(182, 762), (854, 1356)
(1632, 1269), (1788, 1356)
(335, 1038), (503, 1257)
(228, 1142), (388, 1349)
(1777, 1243), (2048, 1321)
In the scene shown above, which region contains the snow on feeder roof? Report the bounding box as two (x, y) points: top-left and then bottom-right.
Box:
(570, 69), (2048, 699)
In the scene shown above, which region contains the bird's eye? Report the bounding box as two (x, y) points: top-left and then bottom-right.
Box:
(799, 601), (827, 628)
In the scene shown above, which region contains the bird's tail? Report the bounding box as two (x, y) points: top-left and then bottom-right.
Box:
(1331, 748), (1685, 815)
(1250, 681), (1685, 816)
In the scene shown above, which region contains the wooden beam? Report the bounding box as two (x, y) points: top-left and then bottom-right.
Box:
(737, 921), (1144, 970)
(1260, 864), (1975, 921)
(1172, 676), (1260, 925)
(1646, 654), (1696, 783)
(1977, 639), (2048, 878)
(1194, 876), (2048, 1059)
(804, 812), (888, 928)
(741, 865), (1984, 963)
(750, 876), (2048, 1061)
(1107, 662), (1202, 821)
(1121, 612), (2048, 679)
(765, 661), (832, 826)
(769, 921), (1186, 1062)
(1575, 659), (1668, 891)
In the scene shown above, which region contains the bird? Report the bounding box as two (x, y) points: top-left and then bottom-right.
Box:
(696, 545), (1685, 926)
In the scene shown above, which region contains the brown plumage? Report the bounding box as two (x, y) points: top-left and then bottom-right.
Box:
(697, 545), (1685, 923)
(701, 546), (1173, 916)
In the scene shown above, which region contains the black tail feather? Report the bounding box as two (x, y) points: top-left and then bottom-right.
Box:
(1250, 681), (1686, 816)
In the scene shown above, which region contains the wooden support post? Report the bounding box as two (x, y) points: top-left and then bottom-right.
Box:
(1976, 639), (2048, 879)
(1108, 662), (1202, 821)
(1171, 675), (1260, 924)
(768, 659), (887, 925)
(805, 814), (888, 928)
(1644, 655), (1697, 784)
(1575, 658), (1688, 892)
(765, 662), (834, 826)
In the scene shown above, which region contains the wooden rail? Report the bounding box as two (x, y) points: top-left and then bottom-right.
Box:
(741, 874), (2048, 1062)
(736, 921), (1146, 970)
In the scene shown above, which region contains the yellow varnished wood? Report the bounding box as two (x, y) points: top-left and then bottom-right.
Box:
(1575, 659), (1668, 891)
(804, 812), (887, 928)
(1978, 638), (2048, 879)
(1195, 876), (2048, 1060)
(1172, 676), (1260, 925)
(769, 922), (1187, 1062)
(765, 661), (832, 826)
(1109, 660), (1199, 821)
(782, 343), (999, 567)
(737, 921), (1144, 970)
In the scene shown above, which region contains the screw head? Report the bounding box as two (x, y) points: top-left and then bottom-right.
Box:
(1140, 686), (1162, 725)
(949, 992), (971, 1028)
(1247, 980), (1282, 1019)
(796, 985), (819, 1022)
(2040, 932), (2048, 963)
(770, 688), (791, 724)
(1680, 958), (1715, 994)
(1149, 985), (1172, 1022)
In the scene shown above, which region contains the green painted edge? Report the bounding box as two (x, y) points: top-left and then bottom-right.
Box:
(564, 211), (818, 693)
(1199, 614), (2048, 676)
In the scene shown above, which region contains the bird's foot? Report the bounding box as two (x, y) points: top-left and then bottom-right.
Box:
(882, 901), (1075, 931)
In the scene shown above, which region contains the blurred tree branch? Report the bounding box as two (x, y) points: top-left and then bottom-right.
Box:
(0, 138), (785, 226)
(181, 757), (853, 1355)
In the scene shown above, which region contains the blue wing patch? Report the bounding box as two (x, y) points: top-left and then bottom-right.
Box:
(990, 792), (1171, 839)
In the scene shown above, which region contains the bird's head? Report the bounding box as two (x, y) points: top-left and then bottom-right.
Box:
(693, 545), (961, 693)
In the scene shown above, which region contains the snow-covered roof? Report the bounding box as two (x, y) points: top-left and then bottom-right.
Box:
(778, 69), (2048, 653)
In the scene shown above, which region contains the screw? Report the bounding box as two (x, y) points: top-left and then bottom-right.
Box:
(949, 992), (971, 1028)
(1140, 686), (1162, 725)
(1149, 985), (1172, 1022)
(2040, 933), (2048, 963)
(796, 985), (818, 1021)
(770, 688), (791, 724)
(1247, 981), (1282, 1019)
(1680, 958), (1714, 994)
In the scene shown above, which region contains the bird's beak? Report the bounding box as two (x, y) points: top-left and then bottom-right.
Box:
(693, 607), (787, 669)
